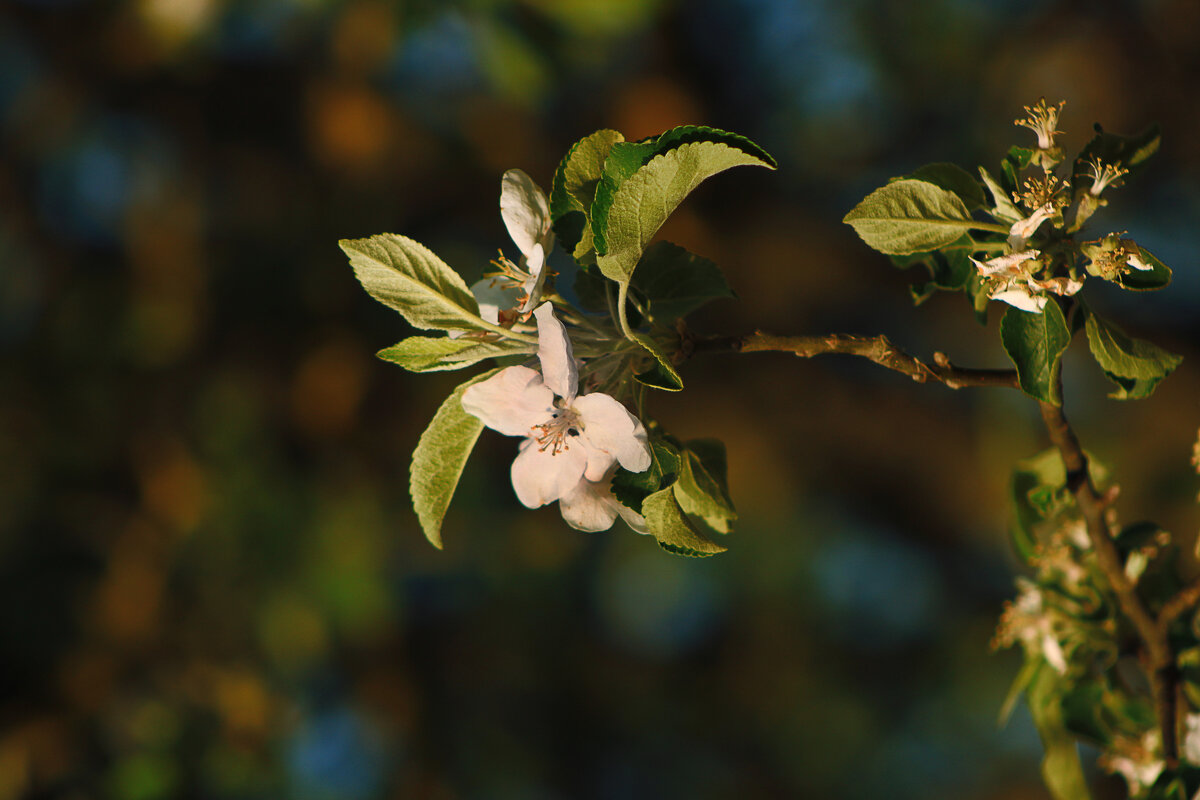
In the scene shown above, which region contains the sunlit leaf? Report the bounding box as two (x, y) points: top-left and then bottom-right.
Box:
(410, 369), (500, 548)
(341, 234), (484, 332)
(642, 486), (727, 557)
(597, 140), (774, 283)
(843, 179), (980, 255)
(377, 336), (532, 372)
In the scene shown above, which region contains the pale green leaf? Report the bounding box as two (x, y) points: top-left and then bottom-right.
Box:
(410, 369), (500, 548)
(674, 439), (736, 534)
(642, 487), (727, 557)
(551, 129), (625, 218)
(377, 336), (532, 373)
(596, 141), (775, 283)
(979, 167), (1022, 223)
(590, 126), (775, 260)
(1027, 665), (1093, 800)
(1000, 302), (1072, 406)
(843, 179), (979, 256)
(1084, 311), (1182, 383)
(550, 129), (625, 257)
(341, 234), (484, 333)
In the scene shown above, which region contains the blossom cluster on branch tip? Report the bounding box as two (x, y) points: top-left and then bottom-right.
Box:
(461, 302), (651, 532)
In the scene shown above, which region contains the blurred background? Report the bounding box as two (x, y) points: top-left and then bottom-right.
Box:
(2, 0), (1199, 797)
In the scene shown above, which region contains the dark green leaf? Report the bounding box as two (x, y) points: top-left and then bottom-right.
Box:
(1116, 246), (1172, 292)
(1000, 301), (1072, 405)
(631, 241), (735, 322)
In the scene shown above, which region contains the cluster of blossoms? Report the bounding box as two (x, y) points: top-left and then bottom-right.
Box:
(970, 99), (1148, 313)
(459, 173), (653, 533)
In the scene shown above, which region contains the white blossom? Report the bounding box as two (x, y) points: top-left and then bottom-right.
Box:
(461, 303), (651, 531)
(972, 248), (1082, 313)
(1014, 98), (1065, 151)
(464, 168), (556, 326)
(1008, 202), (1056, 250)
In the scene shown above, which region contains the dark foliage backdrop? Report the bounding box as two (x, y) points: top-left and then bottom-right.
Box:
(2, 0), (1199, 797)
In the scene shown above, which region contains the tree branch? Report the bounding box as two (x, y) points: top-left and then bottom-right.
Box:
(1038, 398), (1180, 765)
(1160, 577), (1200, 631)
(688, 332), (1020, 390)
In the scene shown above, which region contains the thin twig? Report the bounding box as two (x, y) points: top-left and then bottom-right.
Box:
(1038, 398), (1180, 765)
(1161, 578), (1200, 631)
(689, 331), (1020, 390)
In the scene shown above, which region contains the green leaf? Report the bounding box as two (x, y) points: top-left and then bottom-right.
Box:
(611, 440), (681, 511)
(642, 486), (727, 557)
(1027, 666), (1093, 800)
(1116, 245), (1172, 292)
(596, 141), (775, 283)
(1084, 310), (1181, 399)
(341, 234), (484, 333)
(590, 126), (775, 261)
(631, 241), (734, 322)
(377, 336), (532, 372)
(550, 129), (625, 256)
(901, 163), (987, 211)
(674, 439), (736, 534)
(630, 331), (683, 391)
(843, 179), (980, 256)
(979, 167), (1022, 223)
(409, 369), (499, 548)
(1000, 301), (1072, 405)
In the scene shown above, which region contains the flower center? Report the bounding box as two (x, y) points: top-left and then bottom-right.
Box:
(531, 406), (582, 455)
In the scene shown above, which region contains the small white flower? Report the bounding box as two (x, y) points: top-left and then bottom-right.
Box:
(1099, 729), (1164, 796)
(1183, 713), (1200, 765)
(465, 169), (556, 326)
(1008, 202), (1056, 250)
(1085, 156), (1128, 197)
(462, 303), (651, 531)
(1015, 98), (1065, 151)
(972, 247), (1081, 313)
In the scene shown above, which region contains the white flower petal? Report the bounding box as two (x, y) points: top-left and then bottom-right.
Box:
(500, 168), (551, 258)
(558, 478), (620, 532)
(533, 302), (577, 401)
(614, 498), (649, 534)
(1126, 251), (1152, 271)
(518, 243), (547, 314)
(573, 393), (652, 475)
(1008, 204), (1055, 250)
(974, 250), (1040, 277)
(991, 288), (1048, 313)
(461, 366), (553, 436)
(510, 437), (588, 508)
(470, 277), (523, 324)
